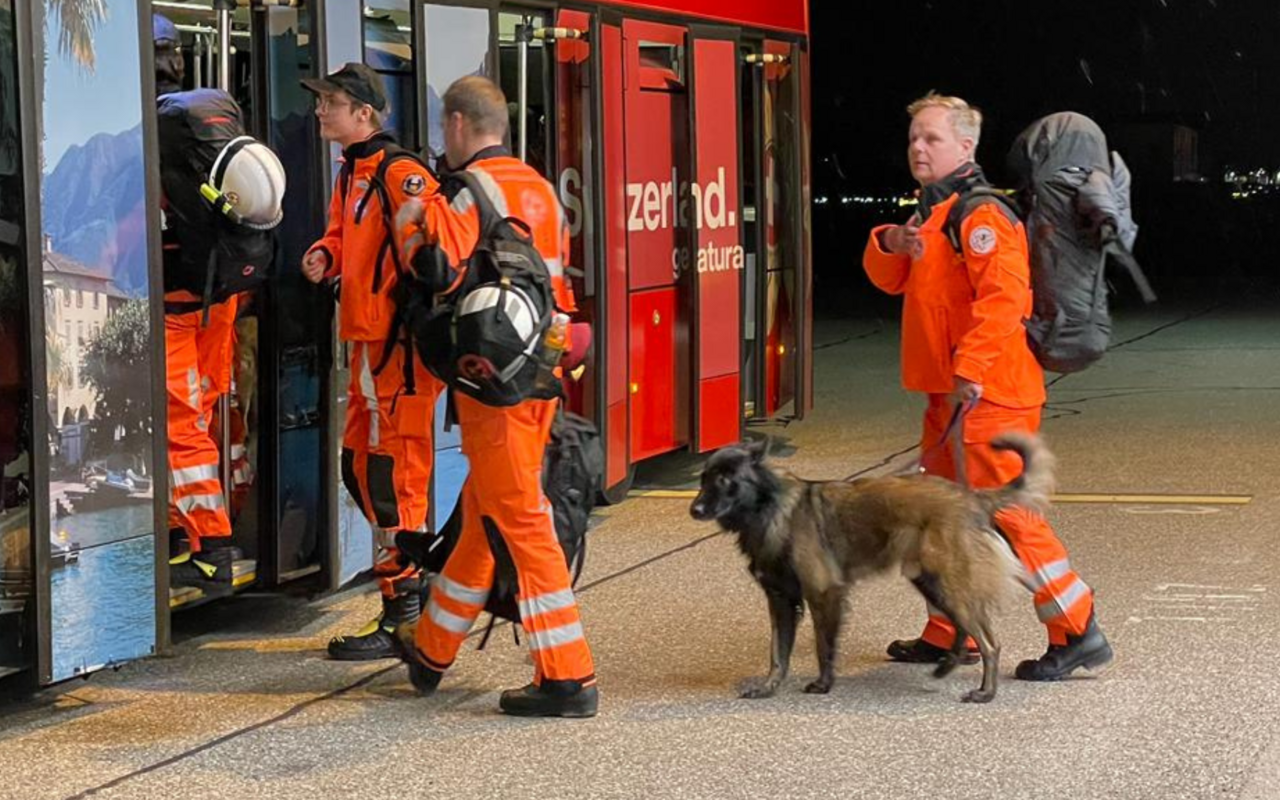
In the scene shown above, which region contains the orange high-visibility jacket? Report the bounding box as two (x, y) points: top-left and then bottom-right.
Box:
(395, 148), (576, 320)
(863, 181), (1046, 409)
(308, 133), (439, 342)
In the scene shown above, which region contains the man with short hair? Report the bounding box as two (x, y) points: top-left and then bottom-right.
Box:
(396, 76), (597, 718)
(863, 92), (1113, 682)
(302, 63), (443, 661)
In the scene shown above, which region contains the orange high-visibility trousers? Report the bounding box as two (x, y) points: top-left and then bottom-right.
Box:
(917, 395), (1094, 648)
(341, 340), (443, 597)
(165, 294), (238, 551)
(414, 394), (595, 685)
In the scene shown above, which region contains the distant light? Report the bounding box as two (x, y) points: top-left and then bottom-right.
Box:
(897, 197), (919, 207)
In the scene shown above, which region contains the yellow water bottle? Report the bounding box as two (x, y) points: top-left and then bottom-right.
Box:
(540, 312), (570, 368)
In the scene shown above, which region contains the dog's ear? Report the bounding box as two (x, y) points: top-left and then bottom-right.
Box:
(745, 436), (771, 464)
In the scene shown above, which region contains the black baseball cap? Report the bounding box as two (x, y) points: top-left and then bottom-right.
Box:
(301, 62), (387, 112)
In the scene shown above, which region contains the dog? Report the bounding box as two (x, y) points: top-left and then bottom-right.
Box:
(690, 432), (1054, 704)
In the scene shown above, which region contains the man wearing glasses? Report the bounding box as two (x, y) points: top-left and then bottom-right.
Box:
(302, 63), (443, 661)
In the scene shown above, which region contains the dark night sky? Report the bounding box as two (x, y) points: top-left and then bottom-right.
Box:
(810, 0), (1280, 191)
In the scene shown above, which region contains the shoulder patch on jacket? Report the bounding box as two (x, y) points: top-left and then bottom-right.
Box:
(402, 174), (427, 196)
(967, 226), (997, 255)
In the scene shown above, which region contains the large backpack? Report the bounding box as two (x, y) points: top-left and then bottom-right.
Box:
(404, 168), (561, 406)
(157, 88), (282, 309)
(1003, 112), (1157, 373)
(397, 408), (604, 627)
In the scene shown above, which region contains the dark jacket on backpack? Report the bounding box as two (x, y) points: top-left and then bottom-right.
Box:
(1007, 112), (1154, 374)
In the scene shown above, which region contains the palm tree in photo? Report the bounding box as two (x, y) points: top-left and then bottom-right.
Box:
(47, 0), (107, 72)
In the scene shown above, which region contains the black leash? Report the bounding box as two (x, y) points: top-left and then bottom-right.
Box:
(897, 398), (976, 484)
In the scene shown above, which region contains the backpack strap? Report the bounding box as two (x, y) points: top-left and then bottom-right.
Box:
(943, 187), (1021, 254)
(364, 147), (434, 394)
(450, 168), (505, 239)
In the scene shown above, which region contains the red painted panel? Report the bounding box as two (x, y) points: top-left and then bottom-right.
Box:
(600, 0), (808, 35)
(629, 288), (680, 461)
(608, 400), (628, 487)
(692, 37), (742, 452)
(698, 373), (741, 450)
(602, 23), (630, 486)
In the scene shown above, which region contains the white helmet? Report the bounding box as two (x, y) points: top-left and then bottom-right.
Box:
(206, 136), (286, 229)
(456, 283), (541, 347)
(453, 282), (543, 385)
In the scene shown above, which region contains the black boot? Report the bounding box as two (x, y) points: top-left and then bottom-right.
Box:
(328, 576), (422, 661)
(886, 638), (979, 665)
(403, 646), (445, 696)
(1015, 615), (1113, 681)
(170, 534), (240, 596)
(499, 679), (599, 718)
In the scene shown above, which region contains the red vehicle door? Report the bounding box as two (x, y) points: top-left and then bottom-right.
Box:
(689, 29), (743, 452)
(621, 20), (690, 462)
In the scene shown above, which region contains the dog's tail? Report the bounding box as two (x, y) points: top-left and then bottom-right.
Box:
(983, 432), (1056, 514)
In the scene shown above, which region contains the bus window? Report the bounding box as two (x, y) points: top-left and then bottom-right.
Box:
(498, 11), (551, 175)
(421, 5), (490, 165)
(363, 0), (416, 148)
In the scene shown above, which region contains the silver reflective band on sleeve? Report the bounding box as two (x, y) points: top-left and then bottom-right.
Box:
(427, 597), (474, 634)
(1036, 578), (1091, 622)
(400, 232), (425, 265)
(436, 575), (490, 607)
(395, 198), (423, 232)
(528, 621), (585, 652)
(518, 588), (576, 622)
(171, 464), (219, 489)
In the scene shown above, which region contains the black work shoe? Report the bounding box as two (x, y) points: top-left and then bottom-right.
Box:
(169, 541), (240, 595)
(499, 679), (599, 718)
(886, 638), (980, 665)
(328, 620), (401, 661)
(1015, 616), (1114, 681)
(329, 581), (422, 662)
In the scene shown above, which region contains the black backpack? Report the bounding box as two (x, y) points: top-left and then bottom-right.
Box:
(156, 89), (275, 308)
(404, 168), (560, 406)
(397, 409), (604, 628)
(944, 113), (1157, 374)
(1005, 112), (1157, 373)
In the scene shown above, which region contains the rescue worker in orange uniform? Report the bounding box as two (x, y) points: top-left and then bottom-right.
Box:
(301, 63), (444, 661)
(155, 14), (242, 592)
(863, 93), (1114, 681)
(396, 76), (597, 717)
